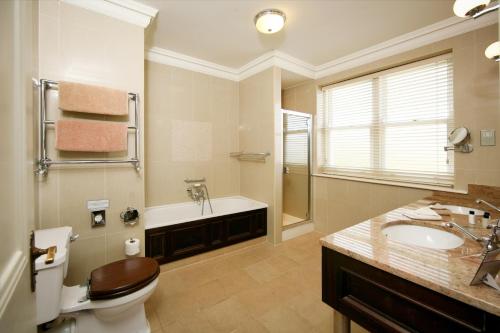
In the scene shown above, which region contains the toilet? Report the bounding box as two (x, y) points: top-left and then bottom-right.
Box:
(34, 226), (159, 333)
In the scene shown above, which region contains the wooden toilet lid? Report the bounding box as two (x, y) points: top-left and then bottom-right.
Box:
(89, 257), (159, 300)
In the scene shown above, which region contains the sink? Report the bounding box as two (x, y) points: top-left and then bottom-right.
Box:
(382, 224), (464, 250)
(436, 205), (484, 216)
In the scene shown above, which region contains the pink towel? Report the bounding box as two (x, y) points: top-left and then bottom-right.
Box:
(55, 119), (128, 152)
(59, 81), (129, 116)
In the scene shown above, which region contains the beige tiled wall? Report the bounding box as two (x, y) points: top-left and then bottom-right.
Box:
(283, 25), (499, 235)
(37, 0), (145, 285)
(145, 61), (240, 206)
(239, 67), (282, 243)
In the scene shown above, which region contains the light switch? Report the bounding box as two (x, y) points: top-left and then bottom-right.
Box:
(480, 129), (496, 146)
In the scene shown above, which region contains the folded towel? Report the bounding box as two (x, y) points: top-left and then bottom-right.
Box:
(59, 81), (128, 116)
(55, 119), (128, 152)
(400, 207), (442, 221)
(429, 203), (452, 216)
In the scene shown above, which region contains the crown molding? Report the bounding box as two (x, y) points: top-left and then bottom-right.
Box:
(145, 14), (498, 82)
(145, 48), (316, 82)
(147, 47), (240, 80)
(62, 0), (158, 28)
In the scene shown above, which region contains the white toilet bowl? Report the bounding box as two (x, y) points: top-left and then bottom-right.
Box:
(34, 227), (159, 333)
(60, 278), (158, 333)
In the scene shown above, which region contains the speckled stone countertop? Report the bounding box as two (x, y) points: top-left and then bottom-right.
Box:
(320, 198), (500, 317)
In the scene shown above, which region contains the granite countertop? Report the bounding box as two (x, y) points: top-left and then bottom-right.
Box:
(320, 198), (500, 317)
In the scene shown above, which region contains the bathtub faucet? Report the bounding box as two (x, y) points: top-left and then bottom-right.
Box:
(185, 180), (213, 216)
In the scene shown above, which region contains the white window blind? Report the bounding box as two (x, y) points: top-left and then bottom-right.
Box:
(284, 113), (309, 166)
(317, 54), (454, 187)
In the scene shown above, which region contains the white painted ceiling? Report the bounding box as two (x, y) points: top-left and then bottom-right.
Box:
(141, 0), (455, 68)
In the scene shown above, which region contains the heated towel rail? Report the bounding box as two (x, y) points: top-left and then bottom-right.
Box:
(35, 79), (140, 175)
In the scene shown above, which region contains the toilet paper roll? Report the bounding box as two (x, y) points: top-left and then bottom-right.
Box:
(125, 238), (140, 256)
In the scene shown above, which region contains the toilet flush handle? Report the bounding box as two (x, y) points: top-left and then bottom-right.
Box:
(70, 233), (79, 242)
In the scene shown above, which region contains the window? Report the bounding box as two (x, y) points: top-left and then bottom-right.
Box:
(317, 54), (454, 187)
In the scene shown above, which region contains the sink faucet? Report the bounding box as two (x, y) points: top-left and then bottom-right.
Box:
(475, 198), (500, 214)
(444, 219), (499, 252)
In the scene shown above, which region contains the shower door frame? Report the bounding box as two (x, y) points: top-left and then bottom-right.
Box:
(282, 109), (312, 226)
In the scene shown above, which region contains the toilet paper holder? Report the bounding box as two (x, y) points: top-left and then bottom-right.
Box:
(120, 207), (139, 226)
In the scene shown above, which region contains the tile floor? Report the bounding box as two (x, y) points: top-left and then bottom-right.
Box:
(145, 232), (368, 333)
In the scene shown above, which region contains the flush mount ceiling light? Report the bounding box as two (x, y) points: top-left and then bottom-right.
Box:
(254, 9), (286, 34)
(485, 41), (500, 61)
(453, 0), (499, 18)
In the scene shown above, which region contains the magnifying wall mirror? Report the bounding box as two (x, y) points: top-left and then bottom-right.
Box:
(445, 127), (473, 153)
(449, 127), (470, 145)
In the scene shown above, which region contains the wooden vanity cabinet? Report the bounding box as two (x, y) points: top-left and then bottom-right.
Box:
(322, 247), (500, 333)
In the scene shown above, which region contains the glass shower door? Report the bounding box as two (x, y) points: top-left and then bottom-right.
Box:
(282, 110), (311, 227)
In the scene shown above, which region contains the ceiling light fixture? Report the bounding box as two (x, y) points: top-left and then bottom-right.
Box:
(453, 1), (499, 61)
(453, 0), (498, 18)
(485, 41), (500, 61)
(254, 9), (286, 34)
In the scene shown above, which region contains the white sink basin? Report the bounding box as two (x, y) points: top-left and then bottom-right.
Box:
(437, 205), (484, 216)
(382, 224), (464, 250)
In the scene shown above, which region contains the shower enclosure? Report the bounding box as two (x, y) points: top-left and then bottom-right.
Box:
(282, 110), (312, 227)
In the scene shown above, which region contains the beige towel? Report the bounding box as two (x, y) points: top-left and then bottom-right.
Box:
(55, 119), (128, 152)
(59, 81), (128, 115)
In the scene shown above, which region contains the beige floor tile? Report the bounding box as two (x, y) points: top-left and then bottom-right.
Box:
(145, 308), (162, 332)
(155, 289), (200, 327)
(244, 259), (282, 283)
(233, 315), (270, 333)
(144, 232), (345, 333)
(264, 254), (300, 273)
(201, 297), (250, 332)
(176, 312), (219, 333)
(235, 283), (282, 317)
(287, 291), (332, 328)
(258, 305), (313, 333)
(161, 321), (191, 333)
(217, 268), (260, 296)
(193, 279), (229, 309)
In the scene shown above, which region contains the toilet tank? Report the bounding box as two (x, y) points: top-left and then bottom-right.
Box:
(34, 226), (73, 325)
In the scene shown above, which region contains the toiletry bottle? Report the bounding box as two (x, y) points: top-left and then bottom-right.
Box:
(482, 212), (490, 228)
(468, 210), (475, 225)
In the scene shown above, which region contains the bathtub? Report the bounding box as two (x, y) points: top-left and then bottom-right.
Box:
(145, 196), (268, 229)
(145, 196), (268, 264)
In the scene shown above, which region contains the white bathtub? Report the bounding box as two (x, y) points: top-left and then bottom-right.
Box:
(145, 196), (268, 230)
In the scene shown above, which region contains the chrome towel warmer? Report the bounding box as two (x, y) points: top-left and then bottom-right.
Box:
(35, 79), (140, 175)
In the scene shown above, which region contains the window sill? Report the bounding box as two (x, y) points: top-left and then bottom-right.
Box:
(311, 173), (467, 194)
